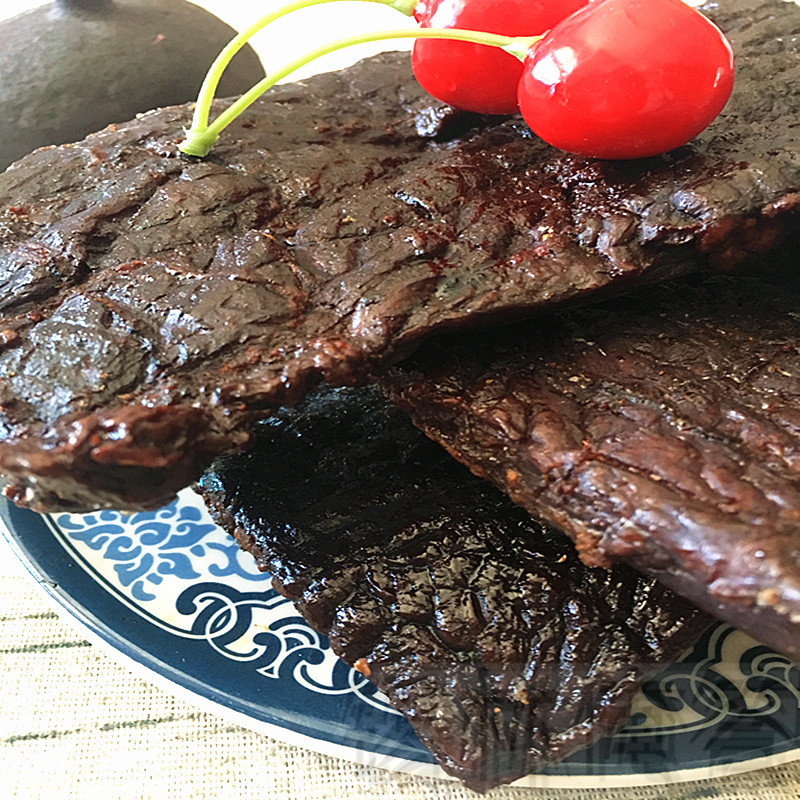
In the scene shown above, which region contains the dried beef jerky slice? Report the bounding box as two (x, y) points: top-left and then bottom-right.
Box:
(1, 0), (800, 512)
(197, 385), (711, 793)
(384, 251), (800, 659)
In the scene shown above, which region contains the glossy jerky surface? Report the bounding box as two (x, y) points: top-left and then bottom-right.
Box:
(198, 385), (709, 792)
(384, 252), (800, 659)
(0, 0), (799, 511)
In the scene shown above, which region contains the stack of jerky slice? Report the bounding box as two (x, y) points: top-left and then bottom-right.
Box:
(0, 0), (798, 790)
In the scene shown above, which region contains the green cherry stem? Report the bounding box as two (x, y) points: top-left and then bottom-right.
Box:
(187, 0), (419, 147)
(180, 28), (541, 157)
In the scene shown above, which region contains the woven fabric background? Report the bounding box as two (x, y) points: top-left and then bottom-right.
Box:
(3, 538), (800, 800)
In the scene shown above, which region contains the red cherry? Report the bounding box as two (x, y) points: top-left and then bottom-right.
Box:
(516, 0), (735, 159)
(411, 0), (589, 115)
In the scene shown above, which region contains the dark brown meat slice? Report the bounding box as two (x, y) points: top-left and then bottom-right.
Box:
(1, 0), (799, 512)
(197, 385), (710, 793)
(383, 248), (800, 660)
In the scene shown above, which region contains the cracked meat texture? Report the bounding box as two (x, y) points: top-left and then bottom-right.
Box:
(0, 0), (799, 511)
(383, 251), (800, 660)
(198, 385), (710, 793)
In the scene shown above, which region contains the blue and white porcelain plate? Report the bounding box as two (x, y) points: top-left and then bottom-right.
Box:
(2, 489), (800, 789)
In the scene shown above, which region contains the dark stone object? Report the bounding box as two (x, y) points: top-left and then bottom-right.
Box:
(0, 0), (798, 511)
(198, 385), (710, 793)
(0, 0), (265, 170)
(384, 251), (800, 660)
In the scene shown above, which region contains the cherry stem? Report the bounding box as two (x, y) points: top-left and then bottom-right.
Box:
(181, 28), (540, 156)
(187, 0), (418, 146)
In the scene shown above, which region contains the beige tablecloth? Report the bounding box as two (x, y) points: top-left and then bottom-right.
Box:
(2, 533), (800, 800)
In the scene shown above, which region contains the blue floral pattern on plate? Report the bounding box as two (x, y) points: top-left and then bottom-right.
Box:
(50, 491), (396, 715)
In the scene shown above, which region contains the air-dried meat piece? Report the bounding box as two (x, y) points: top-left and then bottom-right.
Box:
(197, 385), (710, 793)
(384, 250), (800, 659)
(0, 0), (799, 511)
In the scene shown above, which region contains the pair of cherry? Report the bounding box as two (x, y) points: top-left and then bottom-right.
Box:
(180, 0), (735, 161)
(412, 0), (735, 159)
